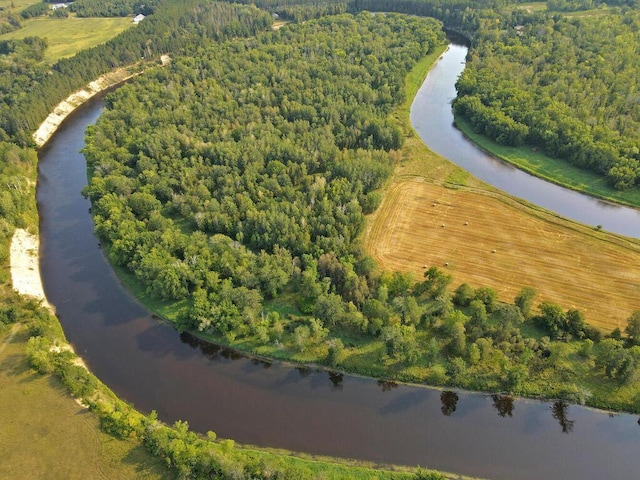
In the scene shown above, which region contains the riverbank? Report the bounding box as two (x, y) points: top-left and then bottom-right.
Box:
(9, 229), (51, 311)
(32, 55), (171, 149)
(453, 103), (640, 210)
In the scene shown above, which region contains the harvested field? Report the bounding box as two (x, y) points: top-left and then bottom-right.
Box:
(366, 180), (640, 331)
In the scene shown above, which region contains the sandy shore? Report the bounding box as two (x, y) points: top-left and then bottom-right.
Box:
(32, 56), (171, 148)
(9, 229), (52, 310)
(32, 69), (140, 148)
(21, 58), (172, 306)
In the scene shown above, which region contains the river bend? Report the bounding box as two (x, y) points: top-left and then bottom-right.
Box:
(36, 47), (640, 480)
(411, 44), (640, 238)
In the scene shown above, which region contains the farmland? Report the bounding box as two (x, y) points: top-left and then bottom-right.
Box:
(366, 180), (640, 331)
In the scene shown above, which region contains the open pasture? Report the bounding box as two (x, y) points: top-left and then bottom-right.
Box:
(0, 0), (39, 12)
(0, 16), (132, 63)
(366, 180), (640, 331)
(0, 327), (169, 480)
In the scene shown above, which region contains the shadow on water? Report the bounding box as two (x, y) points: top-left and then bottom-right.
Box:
(551, 400), (574, 434)
(377, 380), (399, 392)
(440, 390), (459, 417)
(492, 394), (515, 418)
(379, 390), (429, 415)
(328, 372), (344, 390)
(180, 331), (245, 362)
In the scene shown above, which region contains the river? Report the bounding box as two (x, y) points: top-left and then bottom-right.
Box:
(411, 43), (640, 238)
(36, 46), (640, 480)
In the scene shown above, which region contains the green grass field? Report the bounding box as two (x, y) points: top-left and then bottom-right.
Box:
(0, 16), (133, 63)
(0, 0), (39, 13)
(0, 326), (171, 480)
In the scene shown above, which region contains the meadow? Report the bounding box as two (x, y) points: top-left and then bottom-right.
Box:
(0, 16), (133, 63)
(0, 326), (171, 480)
(0, 0), (38, 12)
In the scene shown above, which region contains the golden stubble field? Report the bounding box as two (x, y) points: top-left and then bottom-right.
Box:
(365, 179), (640, 331)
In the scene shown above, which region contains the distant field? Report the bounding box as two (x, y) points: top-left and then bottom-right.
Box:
(0, 0), (39, 12)
(366, 180), (640, 331)
(0, 16), (133, 63)
(0, 326), (170, 480)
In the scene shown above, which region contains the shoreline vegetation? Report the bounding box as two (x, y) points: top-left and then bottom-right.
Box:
(453, 117), (640, 211)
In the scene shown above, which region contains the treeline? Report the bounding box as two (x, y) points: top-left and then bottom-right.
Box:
(219, 0), (350, 22)
(68, 0), (156, 17)
(453, 10), (640, 189)
(0, 0), (272, 146)
(347, 0), (491, 35)
(547, 0), (638, 11)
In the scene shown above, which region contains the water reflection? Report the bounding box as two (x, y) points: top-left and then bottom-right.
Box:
(180, 331), (244, 361)
(440, 390), (459, 416)
(329, 372), (344, 390)
(377, 380), (399, 392)
(251, 358), (273, 369)
(551, 400), (574, 434)
(492, 394), (515, 418)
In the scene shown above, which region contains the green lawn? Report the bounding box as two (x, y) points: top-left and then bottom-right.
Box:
(0, 16), (133, 63)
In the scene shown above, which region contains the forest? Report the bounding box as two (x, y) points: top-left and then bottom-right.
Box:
(0, 0), (273, 146)
(453, 9), (640, 190)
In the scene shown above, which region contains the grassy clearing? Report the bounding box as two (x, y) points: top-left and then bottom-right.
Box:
(0, 0), (39, 13)
(0, 17), (133, 63)
(0, 326), (170, 480)
(455, 117), (640, 208)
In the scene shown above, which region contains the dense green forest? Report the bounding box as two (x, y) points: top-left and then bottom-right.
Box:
(453, 9), (640, 190)
(67, 0), (157, 17)
(0, 0), (272, 145)
(84, 12), (444, 310)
